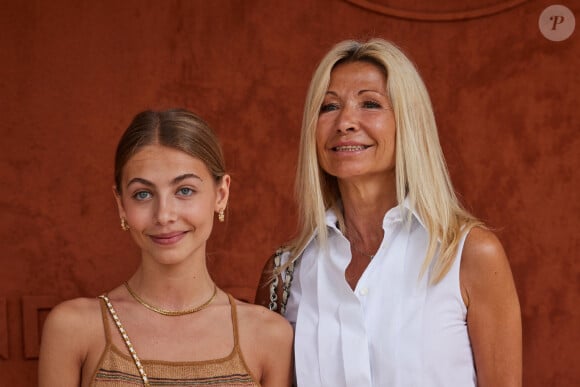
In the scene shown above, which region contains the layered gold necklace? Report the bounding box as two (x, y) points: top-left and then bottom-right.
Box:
(124, 281), (218, 316)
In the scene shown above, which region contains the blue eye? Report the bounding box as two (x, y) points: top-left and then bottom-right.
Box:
(177, 187), (194, 196)
(320, 103), (339, 113)
(133, 191), (152, 201)
(363, 100), (381, 109)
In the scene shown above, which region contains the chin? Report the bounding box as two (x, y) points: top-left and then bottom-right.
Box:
(143, 247), (193, 266)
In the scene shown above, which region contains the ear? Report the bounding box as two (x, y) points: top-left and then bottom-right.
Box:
(215, 174), (230, 212)
(112, 185), (127, 219)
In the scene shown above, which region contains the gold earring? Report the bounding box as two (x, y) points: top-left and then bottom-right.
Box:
(218, 209), (225, 222)
(120, 218), (130, 231)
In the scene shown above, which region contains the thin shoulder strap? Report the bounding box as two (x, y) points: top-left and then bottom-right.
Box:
(227, 294), (261, 385)
(227, 293), (241, 348)
(98, 296), (112, 342)
(99, 295), (151, 386)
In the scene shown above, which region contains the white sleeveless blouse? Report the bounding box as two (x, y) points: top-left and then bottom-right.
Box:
(284, 204), (476, 387)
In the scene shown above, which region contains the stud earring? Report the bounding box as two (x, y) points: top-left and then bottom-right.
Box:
(120, 218), (130, 231)
(218, 209), (225, 222)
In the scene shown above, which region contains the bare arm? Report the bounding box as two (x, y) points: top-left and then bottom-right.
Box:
(38, 299), (92, 387)
(461, 227), (522, 387)
(258, 310), (294, 387)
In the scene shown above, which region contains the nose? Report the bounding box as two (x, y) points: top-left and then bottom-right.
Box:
(154, 195), (177, 225)
(336, 104), (357, 133)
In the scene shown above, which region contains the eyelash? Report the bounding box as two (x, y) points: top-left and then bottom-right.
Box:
(320, 100), (382, 113)
(362, 100), (382, 108)
(131, 187), (196, 201)
(177, 187), (194, 196)
(133, 191), (152, 201)
(320, 103), (339, 113)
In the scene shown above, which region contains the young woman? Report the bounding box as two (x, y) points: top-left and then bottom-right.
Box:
(40, 109), (293, 387)
(256, 39), (521, 386)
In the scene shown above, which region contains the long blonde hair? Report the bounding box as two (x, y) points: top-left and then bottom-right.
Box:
(288, 38), (481, 284)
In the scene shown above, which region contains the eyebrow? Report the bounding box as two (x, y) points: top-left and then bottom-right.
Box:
(126, 173), (202, 188)
(358, 89), (386, 96)
(172, 173), (202, 184)
(324, 89), (387, 97)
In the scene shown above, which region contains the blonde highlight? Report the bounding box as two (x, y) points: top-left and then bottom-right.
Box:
(284, 38), (482, 284)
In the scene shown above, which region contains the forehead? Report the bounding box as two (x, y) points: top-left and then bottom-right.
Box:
(123, 145), (210, 179)
(328, 61), (387, 90)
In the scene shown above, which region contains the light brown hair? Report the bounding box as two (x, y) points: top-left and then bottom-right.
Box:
(114, 109), (226, 192)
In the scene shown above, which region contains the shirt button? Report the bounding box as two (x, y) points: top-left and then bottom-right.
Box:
(359, 287), (369, 296)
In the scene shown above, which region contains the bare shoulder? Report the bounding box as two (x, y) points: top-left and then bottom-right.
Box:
(42, 297), (102, 349)
(47, 297), (101, 325)
(234, 299), (293, 343)
(233, 298), (293, 386)
(461, 228), (522, 385)
(465, 225), (506, 255)
(39, 296), (104, 385)
(461, 226), (515, 305)
(462, 227), (509, 273)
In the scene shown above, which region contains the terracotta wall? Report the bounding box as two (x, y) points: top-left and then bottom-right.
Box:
(0, 1), (578, 385)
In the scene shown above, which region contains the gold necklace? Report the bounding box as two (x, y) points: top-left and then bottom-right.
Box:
(350, 243), (375, 259)
(124, 281), (217, 316)
(345, 228), (380, 259)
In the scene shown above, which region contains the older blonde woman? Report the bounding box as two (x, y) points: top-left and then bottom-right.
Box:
(256, 39), (521, 387)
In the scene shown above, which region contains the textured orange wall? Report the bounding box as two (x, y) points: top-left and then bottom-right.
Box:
(0, 1), (578, 385)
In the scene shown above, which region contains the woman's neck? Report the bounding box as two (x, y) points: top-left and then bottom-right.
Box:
(128, 255), (215, 310)
(339, 176), (397, 246)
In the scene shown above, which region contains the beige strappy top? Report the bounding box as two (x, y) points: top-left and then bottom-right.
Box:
(89, 293), (260, 386)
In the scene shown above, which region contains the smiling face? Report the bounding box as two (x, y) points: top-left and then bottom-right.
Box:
(115, 144), (229, 266)
(316, 60), (396, 184)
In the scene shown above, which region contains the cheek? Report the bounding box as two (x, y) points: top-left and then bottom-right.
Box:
(315, 141), (330, 173)
(315, 116), (332, 138)
(315, 128), (323, 149)
(123, 204), (151, 226)
(315, 124), (330, 159)
(373, 117), (396, 144)
(181, 197), (217, 220)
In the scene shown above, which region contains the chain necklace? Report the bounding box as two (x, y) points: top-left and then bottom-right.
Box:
(350, 243), (376, 259)
(124, 281), (217, 316)
(341, 221), (380, 259)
